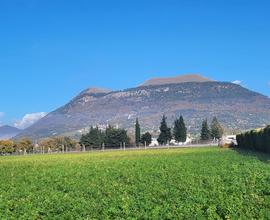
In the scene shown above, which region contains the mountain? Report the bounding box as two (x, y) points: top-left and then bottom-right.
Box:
(15, 74), (270, 140)
(0, 125), (21, 140)
(141, 74), (213, 86)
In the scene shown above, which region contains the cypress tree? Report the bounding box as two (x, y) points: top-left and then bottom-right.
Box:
(211, 117), (224, 139)
(157, 115), (172, 145)
(200, 119), (211, 141)
(135, 118), (141, 147)
(173, 115), (187, 142)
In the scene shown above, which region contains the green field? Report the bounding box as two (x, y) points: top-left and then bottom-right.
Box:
(0, 147), (269, 219)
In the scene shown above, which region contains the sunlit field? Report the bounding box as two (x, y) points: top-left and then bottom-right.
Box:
(0, 147), (269, 219)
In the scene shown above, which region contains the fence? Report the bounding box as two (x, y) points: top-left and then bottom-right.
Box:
(1, 142), (218, 157)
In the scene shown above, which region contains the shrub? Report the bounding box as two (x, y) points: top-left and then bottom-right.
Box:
(236, 126), (270, 153)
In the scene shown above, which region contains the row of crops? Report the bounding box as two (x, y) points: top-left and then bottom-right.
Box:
(236, 125), (270, 153)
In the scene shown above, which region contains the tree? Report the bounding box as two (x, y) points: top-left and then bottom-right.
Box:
(39, 138), (57, 153)
(104, 125), (130, 148)
(0, 140), (15, 155)
(173, 115), (187, 142)
(200, 119), (211, 141)
(210, 117), (224, 139)
(80, 126), (104, 149)
(79, 125), (130, 149)
(141, 132), (152, 146)
(157, 115), (172, 145)
(61, 136), (77, 151)
(16, 138), (33, 154)
(135, 118), (141, 147)
(39, 136), (77, 153)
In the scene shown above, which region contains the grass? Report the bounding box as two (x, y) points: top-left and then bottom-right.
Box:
(0, 147), (269, 219)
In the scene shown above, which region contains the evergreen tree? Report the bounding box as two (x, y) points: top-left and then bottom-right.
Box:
(210, 117), (224, 139)
(157, 115), (172, 145)
(104, 125), (130, 148)
(135, 118), (141, 147)
(141, 132), (152, 146)
(200, 119), (211, 141)
(80, 126), (103, 149)
(173, 115), (187, 142)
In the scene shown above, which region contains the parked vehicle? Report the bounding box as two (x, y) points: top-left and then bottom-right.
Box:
(218, 135), (237, 148)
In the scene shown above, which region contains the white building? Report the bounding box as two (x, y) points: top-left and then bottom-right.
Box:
(149, 138), (159, 147)
(149, 135), (192, 147)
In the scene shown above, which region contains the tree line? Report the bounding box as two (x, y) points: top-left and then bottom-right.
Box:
(0, 138), (34, 155)
(80, 125), (130, 149)
(155, 115), (223, 145)
(80, 115), (224, 149)
(0, 136), (78, 155)
(0, 115), (224, 155)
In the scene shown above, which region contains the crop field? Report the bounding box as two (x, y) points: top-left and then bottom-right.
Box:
(0, 147), (269, 219)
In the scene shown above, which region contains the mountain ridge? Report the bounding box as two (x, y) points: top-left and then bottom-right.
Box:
(15, 78), (270, 140)
(0, 125), (21, 140)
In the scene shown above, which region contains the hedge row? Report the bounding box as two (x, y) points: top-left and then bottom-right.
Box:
(236, 125), (270, 153)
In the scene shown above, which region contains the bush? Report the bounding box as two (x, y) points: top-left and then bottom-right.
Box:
(236, 125), (270, 153)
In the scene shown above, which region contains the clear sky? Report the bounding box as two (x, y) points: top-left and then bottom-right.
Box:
(0, 0), (270, 127)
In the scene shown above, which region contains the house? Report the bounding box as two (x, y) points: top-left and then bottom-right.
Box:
(149, 135), (192, 147)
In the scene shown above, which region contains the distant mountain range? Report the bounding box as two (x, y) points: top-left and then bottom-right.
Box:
(15, 74), (270, 140)
(0, 125), (21, 140)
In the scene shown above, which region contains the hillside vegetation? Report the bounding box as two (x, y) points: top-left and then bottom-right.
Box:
(0, 147), (269, 219)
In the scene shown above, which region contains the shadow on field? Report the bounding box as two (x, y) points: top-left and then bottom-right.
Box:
(232, 147), (270, 163)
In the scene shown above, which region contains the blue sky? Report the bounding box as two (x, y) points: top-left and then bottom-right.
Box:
(0, 0), (270, 127)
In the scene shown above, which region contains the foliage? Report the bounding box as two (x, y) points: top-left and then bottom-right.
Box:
(200, 119), (211, 141)
(140, 132), (152, 146)
(104, 126), (130, 148)
(0, 148), (269, 219)
(236, 125), (270, 153)
(211, 117), (224, 139)
(173, 115), (187, 142)
(80, 126), (104, 149)
(39, 136), (77, 152)
(135, 118), (141, 147)
(39, 138), (58, 152)
(80, 125), (130, 149)
(0, 140), (15, 154)
(16, 138), (33, 153)
(157, 115), (172, 145)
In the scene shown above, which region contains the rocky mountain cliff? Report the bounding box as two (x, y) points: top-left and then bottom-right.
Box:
(15, 74), (270, 140)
